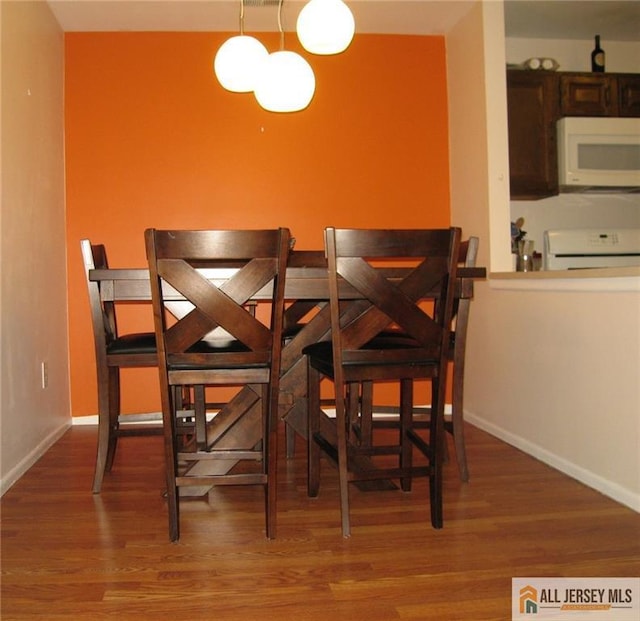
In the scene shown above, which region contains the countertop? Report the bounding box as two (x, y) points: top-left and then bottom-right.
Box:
(488, 266), (640, 292)
(491, 266), (640, 280)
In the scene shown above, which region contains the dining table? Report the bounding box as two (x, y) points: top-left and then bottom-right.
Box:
(89, 249), (486, 492)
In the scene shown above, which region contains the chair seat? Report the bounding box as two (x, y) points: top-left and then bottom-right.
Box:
(304, 331), (442, 357)
(366, 329), (455, 349)
(167, 340), (271, 370)
(303, 339), (440, 380)
(106, 332), (157, 355)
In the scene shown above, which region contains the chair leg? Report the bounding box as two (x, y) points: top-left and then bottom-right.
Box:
(105, 366), (120, 473)
(399, 378), (413, 492)
(194, 385), (207, 450)
(430, 449), (444, 529)
(335, 392), (352, 538)
(285, 422), (296, 459)
(451, 366), (469, 482)
(166, 469), (180, 542)
(429, 381), (444, 530)
(164, 388), (180, 542)
(307, 365), (321, 498)
(92, 366), (119, 494)
(357, 381), (373, 446)
(265, 386), (278, 539)
(92, 376), (110, 494)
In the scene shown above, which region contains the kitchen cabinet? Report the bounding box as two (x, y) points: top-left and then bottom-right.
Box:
(618, 75), (640, 116)
(560, 73), (640, 117)
(507, 70), (640, 200)
(507, 70), (559, 199)
(560, 74), (616, 116)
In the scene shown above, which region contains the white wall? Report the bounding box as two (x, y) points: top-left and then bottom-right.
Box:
(506, 37), (640, 74)
(466, 278), (640, 510)
(448, 6), (640, 512)
(512, 193), (640, 254)
(448, 0), (510, 272)
(0, 1), (70, 495)
(506, 36), (640, 249)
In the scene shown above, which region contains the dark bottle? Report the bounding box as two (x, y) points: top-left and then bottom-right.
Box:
(591, 35), (605, 72)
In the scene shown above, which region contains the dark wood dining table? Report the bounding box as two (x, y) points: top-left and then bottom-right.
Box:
(89, 250), (485, 490)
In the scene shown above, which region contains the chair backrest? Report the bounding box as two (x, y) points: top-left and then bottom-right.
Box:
(144, 228), (291, 375)
(324, 227), (461, 372)
(80, 239), (117, 361)
(452, 236), (479, 323)
(450, 236), (479, 360)
(460, 236), (479, 269)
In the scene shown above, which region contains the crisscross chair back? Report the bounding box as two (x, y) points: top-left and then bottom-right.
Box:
(80, 239), (159, 494)
(305, 227), (461, 537)
(145, 228), (291, 541)
(328, 228), (457, 362)
(367, 236), (480, 482)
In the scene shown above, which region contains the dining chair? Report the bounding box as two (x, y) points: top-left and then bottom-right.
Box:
(80, 239), (160, 494)
(145, 228), (291, 541)
(364, 237), (480, 482)
(304, 227), (461, 537)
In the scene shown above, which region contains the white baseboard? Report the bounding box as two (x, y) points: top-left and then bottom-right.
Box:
(465, 412), (640, 513)
(72, 406), (453, 426)
(0, 421), (71, 497)
(72, 412), (163, 425)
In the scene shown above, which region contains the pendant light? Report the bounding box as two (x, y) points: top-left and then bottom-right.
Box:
(214, 0), (268, 93)
(254, 51), (315, 113)
(254, 0), (315, 113)
(296, 0), (355, 55)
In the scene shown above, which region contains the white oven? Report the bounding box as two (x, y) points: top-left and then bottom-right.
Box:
(543, 228), (640, 270)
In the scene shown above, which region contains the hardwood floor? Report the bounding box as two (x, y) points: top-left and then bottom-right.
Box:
(2, 424), (639, 620)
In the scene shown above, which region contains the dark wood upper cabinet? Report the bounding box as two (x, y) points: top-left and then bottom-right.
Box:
(560, 74), (617, 116)
(618, 75), (640, 116)
(507, 70), (640, 199)
(560, 73), (640, 117)
(507, 70), (559, 199)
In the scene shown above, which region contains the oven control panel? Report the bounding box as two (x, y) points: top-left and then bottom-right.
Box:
(544, 228), (640, 270)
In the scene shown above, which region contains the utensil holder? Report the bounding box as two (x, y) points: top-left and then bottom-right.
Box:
(516, 240), (534, 272)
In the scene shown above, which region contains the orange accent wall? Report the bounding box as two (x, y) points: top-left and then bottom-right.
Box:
(65, 32), (451, 417)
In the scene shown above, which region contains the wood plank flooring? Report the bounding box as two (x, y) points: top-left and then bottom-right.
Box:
(2, 424), (639, 620)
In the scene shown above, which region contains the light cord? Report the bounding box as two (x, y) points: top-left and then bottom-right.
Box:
(278, 0), (284, 50)
(239, 0), (245, 35)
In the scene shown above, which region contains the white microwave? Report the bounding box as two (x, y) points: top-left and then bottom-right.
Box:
(557, 117), (640, 188)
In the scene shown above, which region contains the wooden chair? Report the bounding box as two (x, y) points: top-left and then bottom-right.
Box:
(366, 237), (479, 482)
(80, 239), (160, 494)
(145, 228), (291, 541)
(304, 227), (461, 537)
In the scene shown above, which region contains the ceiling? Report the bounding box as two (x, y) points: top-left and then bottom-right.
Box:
(47, 0), (640, 41)
(504, 1), (639, 42)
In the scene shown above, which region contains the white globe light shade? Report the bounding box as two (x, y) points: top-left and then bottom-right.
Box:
(254, 51), (316, 113)
(214, 35), (268, 93)
(296, 0), (355, 55)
